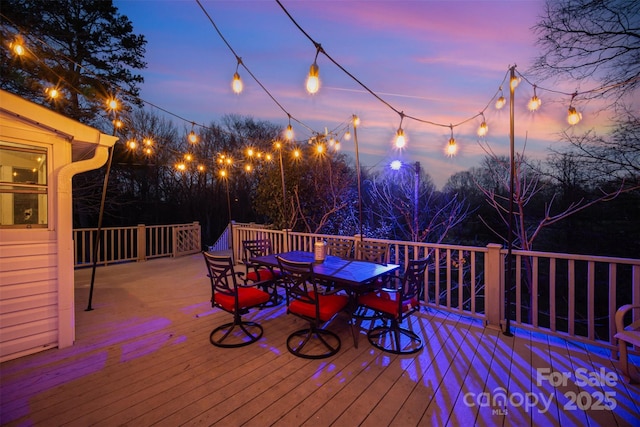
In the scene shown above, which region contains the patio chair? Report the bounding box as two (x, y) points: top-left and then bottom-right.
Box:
(357, 256), (429, 354)
(354, 240), (389, 264)
(277, 255), (349, 359)
(203, 252), (270, 348)
(326, 238), (354, 259)
(353, 240), (392, 318)
(241, 238), (283, 307)
(614, 304), (640, 383)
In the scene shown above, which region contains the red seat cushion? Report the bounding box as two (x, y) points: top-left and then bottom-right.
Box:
(214, 287), (270, 312)
(246, 268), (280, 282)
(358, 291), (418, 317)
(289, 291), (348, 322)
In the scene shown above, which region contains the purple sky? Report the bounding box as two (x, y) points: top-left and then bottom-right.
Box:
(114, 0), (598, 188)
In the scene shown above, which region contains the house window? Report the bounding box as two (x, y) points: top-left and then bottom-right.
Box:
(0, 142), (48, 228)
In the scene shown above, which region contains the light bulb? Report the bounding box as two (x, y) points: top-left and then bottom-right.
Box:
(446, 137), (457, 157)
(344, 130), (351, 141)
(353, 115), (360, 127)
(144, 138), (153, 146)
(46, 87), (59, 99)
(390, 160), (402, 170)
(510, 76), (520, 90)
(495, 96), (506, 109)
(477, 121), (488, 137)
(293, 149), (301, 158)
(567, 106), (582, 125)
(528, 95), (542, 112)
(11, 40), (25, 56)
(198, 165), (205, 172)
(177, 163), (186, 171)
(316, 144), (324, 154)
(127, 140), (137, 149)
(306, 62), (319, 94)
(285, 124), (294, 141)
(334, 141), (341, 151)
(107, 98), (118, 110)
(188, 130), (197, 143)
(395, 128), (406, 149)
(232, 72), (243, 94)
(220, 169), (227, 178)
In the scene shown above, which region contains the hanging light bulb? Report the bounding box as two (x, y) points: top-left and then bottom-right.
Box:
(232, 72), (243, 94)
(232, 57), (243, 94)
(334, 141), (341, 151)
(353, 115), (360, 127)
(188, 122), (197, 143)
(395, 128), (406, 148)
(284, 118), (294, 141)
(127, 140), (137, 150)
(477, 113), (488, 137)
(106, 98), (119, 111)
(45, 87), (59, 99)
(344, 128), (351, 141)
(567, 93), (582, 125)
(495, 87), (506, 109)
(10, 37), (25, 56)
(220, 169), (228, 178)
(446, 125), (457, 157)
(306, 45), (321, 94)
(395, 112), (406, 149)
(567, 106), (582, 125)
(527, 85), (542, 111)
(306, 62), (319, 94)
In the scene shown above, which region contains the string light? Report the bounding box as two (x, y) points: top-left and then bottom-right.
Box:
(394, 112), (406, 149)
(528, 85), (542, 111)
(284, 116), (294, 141)
(446, 125), (457, 157)
(477, 113), (488, 137)
(188, 122), (197, 143)
(232, 57), (243, 94)
(344, 128), (351, 141)
(10, 37), (25, 56)
(45, 87), (59, 99)
(495, 87), (506, 109)
(106, 98), (119, 111)
(567, 93), (582, 125)
(306, 45), (321, 94)
(510, 74), (521, 90)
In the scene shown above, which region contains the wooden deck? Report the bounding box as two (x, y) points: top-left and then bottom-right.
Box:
(1, 253), (639, 426)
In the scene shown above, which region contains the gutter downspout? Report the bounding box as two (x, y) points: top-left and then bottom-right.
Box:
(56, 134), (116, 348)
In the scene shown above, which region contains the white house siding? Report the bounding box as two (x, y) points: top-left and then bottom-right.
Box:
(0, 241), (58, 362)
(0, 90), (116, 362)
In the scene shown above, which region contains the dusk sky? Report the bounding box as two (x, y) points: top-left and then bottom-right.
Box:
(114, 0), (599, 188)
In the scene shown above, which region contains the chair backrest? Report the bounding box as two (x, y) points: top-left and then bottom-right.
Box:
(242, 239), (273, 263)
(202, 252), (239, 301)
(276, 255), (320, 318)
(355, 240), (389, 265)
(326, 238), (353, 258)
(399, 256), (429, 306)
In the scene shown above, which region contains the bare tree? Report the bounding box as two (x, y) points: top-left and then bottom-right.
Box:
(530, 0), (640, 105)
(368, 166), (469, 244)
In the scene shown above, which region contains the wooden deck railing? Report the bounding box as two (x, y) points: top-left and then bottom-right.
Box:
(73, 222), (201, 267)
(232, 223), (640, 354)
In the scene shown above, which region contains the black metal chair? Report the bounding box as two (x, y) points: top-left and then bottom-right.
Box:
(203, 252), (270, 348)
(357, 256), (429, 354)
(326, 238), (354, 259)
(277, 255), (349, 359)
(353, 240), (391, 319)
(354, 240), (389, 264)
(241, 239), (283, 307)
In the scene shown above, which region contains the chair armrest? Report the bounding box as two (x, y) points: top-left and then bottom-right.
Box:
(615, 304), (640, 334)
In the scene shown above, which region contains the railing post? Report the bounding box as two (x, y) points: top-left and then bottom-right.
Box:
(137, 224), (147, 262)
(282, 228), (290, 252)
(485, 243), (503, 329)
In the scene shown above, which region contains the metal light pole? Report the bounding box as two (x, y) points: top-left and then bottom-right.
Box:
(504, 65), (516, 337)
(412, 161), (420, 242)
(352, 115), (363, 241)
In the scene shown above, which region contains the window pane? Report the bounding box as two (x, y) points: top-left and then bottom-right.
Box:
(0, 143), (48, 227)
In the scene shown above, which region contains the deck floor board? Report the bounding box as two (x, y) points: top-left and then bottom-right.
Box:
(1, 254), (638, 427)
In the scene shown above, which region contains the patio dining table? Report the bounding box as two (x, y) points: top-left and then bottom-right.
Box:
(249, 250), (400, 347)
